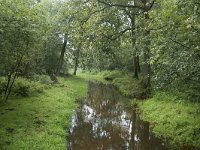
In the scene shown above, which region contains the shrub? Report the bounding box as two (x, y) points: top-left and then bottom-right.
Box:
(31, 74), (53, 85)
(0, 77), (7, 100)
(30, 82), (47, 94)
(0, 77), (47, 98)
(101, 70), (125, 80)
(113, 77), (145, 98)
(12, 78), (31, 96)
(0, 74), (54, 100)
(0, 77), (7, 94)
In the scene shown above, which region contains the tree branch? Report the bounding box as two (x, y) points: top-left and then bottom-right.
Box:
(148, 0), (155, 11)
(170, 38), (190, 49)
(81, 6), (109, 23)
(97, 0), (144, 10)
(104, 28), (131, 41)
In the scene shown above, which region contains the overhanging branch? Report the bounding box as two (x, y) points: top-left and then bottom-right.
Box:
(170, 38), (190, 49)
(97, 0), (144, 10)
(148, 0), (155, 11)
(104, 28), (131, 41)
(81, 6), (109, 23)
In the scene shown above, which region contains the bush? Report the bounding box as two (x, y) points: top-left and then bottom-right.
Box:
(0, 77), (7, 94)
(31, 74), (53, 85)
(102, 70), (125, 79)
(12, 78), (32, 96)
(0, 77), (7, 100)
(0, 77), (47, 98)
(113, 77), (145, 98)
(30, 82), (48, 94)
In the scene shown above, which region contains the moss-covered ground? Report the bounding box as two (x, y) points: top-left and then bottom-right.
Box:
(0, 76), (87, 150)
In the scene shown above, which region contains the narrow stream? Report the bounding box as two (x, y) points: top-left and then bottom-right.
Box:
(68, 82), (170, 150)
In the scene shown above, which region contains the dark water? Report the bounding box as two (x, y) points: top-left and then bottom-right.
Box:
(68, 82), (170, 150)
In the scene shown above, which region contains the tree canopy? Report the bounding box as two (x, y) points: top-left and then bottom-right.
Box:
(0, 0), (199, 100)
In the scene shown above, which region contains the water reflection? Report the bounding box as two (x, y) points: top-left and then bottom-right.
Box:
(68, 82), (169, 150)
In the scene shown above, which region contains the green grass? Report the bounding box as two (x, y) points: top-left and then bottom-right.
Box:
(0, 76), (88, 150)
(139, 92), (200, 149)
(77, 71), (108, 83)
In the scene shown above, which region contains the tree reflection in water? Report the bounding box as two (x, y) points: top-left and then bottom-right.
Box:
(68, 82), (169, 150)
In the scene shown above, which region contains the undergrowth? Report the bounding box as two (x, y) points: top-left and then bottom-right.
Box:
(0, 75), (52, 100)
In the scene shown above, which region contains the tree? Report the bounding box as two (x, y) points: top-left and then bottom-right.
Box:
(149, 0), (200, 100)
(94, 0), (155, 93)
(0, 0), (51, 101)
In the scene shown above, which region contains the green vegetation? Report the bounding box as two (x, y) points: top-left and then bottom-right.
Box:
(0, 0), (199, 149)
(0, 76), (52, 99)
(0, 76), (87, 150)
(139, 92), (200, 149)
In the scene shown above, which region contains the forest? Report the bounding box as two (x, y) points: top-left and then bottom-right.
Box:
(0, 0), (200, 150)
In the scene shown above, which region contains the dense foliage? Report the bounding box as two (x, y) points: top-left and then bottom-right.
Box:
(58, 0), (200, 101)
(0, 0), (199, 100)
(150, 0), (200, 101)
(0, 0), (199, 149)
(0, 0), (199, 101)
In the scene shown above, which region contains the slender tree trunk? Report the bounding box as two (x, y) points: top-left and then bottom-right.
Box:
(133, 55), (138, 78)
(136, 55), (141, 73)
(131, 15), (140, 78)
(56, 34), (67, 75)
(5, 72), (17, 102)
(73, 48), (80, 76)
(142, 13), (151, 92)
(4, 55), (23, 102)
(4, 39), (28, 102)
(4, 73), (12, 95)
(143, 40), (150, 89)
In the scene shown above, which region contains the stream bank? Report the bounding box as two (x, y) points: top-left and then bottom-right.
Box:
(139, 93), (200, 150)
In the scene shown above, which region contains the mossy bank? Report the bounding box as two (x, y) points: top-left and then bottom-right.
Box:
(0, 76), (87, 150)
(139, 93), (200, 149)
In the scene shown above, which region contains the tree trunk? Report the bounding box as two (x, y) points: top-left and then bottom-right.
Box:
(4, 73), (12, 95)
(73, 48), (81, 76)
(56, 34), (67, 75)
(143, 41), (150, 90)
(131, 15), (140, 78)
(133, 56), (139, 78)
(5, 72), (17, 102)
(142, 13), (151, 93)
(4, 55), (23, 102)
(136, 55), (141, 73)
